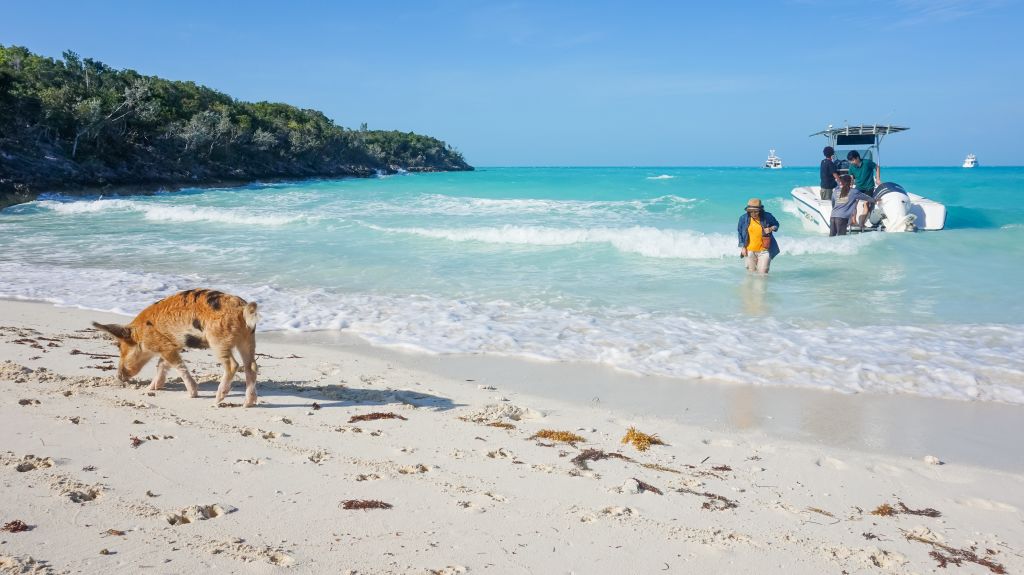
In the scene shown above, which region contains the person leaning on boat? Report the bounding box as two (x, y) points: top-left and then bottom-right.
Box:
(737, 198), (780, 274)
(829, 175), (873, 236)
(819, 146), (840, 200)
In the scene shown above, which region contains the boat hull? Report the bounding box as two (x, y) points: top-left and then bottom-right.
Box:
(790, 186), (946, 232)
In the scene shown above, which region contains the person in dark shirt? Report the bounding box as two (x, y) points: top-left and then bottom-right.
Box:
(819, 146), (840, 200)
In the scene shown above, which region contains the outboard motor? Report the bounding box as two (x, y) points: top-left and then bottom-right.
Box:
(872, 182), (916, 232)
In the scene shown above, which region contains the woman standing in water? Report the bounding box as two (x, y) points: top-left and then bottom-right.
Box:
(737, 198), (780, 274)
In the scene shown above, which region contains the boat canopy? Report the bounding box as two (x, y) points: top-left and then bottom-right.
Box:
(810, 124), (909, 147)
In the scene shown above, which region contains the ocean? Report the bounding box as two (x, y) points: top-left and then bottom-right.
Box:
(2, 167), (1022, 403)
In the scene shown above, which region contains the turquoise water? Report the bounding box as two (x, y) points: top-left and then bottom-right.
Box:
(2, 167), (1023, 402)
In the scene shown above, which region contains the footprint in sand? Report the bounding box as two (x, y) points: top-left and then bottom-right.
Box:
(866, 462), (905, 477)
(165, 504), (236, 526)
(0, 555), (47, 573)
(67, 487), (102, 503)
(13, 455), (55, 473)
(702, 438), (737, 448)
(355, 473), (381, 482)
(268, 551), (294, 566)
(486, 448), (515, 459)
(426, 566), (467, 575)
(602, 506), (637, 518)
(484, 491), (508, 503)
(815, 457), (849, 470)
(50, 476), (103, 503)
(398, 464), (431, 474)
(955, 497), (1019, 512)
(308, 451), (328, 464)
(457, 500), (485, 513)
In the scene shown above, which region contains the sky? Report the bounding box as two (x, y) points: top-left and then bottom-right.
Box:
(3, 0), (1022, 166)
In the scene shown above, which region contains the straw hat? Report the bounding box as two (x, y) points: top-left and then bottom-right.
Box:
(746, 198), (763, 209)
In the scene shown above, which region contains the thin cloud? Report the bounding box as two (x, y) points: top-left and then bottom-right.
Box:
(889, 0), (1005, 26)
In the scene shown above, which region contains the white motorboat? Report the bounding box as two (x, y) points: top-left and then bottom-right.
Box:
(963, 153), (977, 168)
(790, 124), (946, 232)
(763, 149), (783, 169)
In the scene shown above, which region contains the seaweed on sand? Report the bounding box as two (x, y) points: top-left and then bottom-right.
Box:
(894, 502), (942, 517)
(571, 448), (634, 471)
(529, 430), (585, 444)
(340, 499), (393, 511)
(487, 421), (516, 430)
(621, 427), (666, 452)
(902, 530), (1006, 574)
(677, 488), (738, 511)
(806, 507), (835, 518)
(2, 520), (31, 532)
(640, 462), (682, 474)
(871, 502), (941, 518)
(632, 478), (663, 495)
(348, 412), (408, 423)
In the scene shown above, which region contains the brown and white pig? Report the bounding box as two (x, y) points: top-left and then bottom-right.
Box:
(92, 289), (260, 407)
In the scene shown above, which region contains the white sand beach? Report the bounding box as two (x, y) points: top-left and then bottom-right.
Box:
(2, 299), (1022, 574)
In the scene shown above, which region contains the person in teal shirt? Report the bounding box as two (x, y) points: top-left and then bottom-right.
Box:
(846, 150), (880, 228)
(846, 150), (880, 195)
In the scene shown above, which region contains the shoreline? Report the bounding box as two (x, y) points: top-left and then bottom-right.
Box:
(267, 328), (1024, 473)
(2, 297), (1023, 573)
(8, 298), (1024, 472)
(0, 166), (470, 211)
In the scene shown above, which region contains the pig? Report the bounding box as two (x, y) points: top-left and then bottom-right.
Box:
(92, 289), (259, 407)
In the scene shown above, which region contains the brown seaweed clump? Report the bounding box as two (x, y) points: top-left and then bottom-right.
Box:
(621, 427), (666, 452)
(2, 520), (31, 533)
(871, 502), (941, 518)
(529, 429), (585, 444)
(348, 412), (408, 423)
(487, 421), (516, 430)
(340, 499), (393, 510)
(632, 478), (663, 495)
(571, 448), (634, 470)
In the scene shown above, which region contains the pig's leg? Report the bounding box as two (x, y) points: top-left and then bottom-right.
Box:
(214, 348), (239, 404)
(148, 359), (169, 391)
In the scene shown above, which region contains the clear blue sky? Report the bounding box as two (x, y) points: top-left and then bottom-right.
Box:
(3, 1), (1021, 166)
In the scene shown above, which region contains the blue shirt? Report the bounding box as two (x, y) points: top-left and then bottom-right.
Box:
(737, 210), (781, 258)
(830, 190), (873, 219)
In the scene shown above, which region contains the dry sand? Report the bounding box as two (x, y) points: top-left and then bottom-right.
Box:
(1, 299), (1022, 574)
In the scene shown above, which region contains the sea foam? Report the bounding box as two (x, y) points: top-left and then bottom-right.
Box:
(35, 198), (304, 226)
(366, 224), (880, 259)
(1, 260), (1022, 405)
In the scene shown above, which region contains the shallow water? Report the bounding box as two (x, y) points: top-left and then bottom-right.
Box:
(2, 167), (1022, 402)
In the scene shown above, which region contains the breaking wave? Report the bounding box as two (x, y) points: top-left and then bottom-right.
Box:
(366, 224), (881, 259)
(34, 198), (305, 226)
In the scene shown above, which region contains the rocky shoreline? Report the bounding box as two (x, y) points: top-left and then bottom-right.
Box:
(0, 141), (472, 210)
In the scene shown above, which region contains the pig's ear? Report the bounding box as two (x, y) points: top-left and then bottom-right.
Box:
(92, 322), (133, 342)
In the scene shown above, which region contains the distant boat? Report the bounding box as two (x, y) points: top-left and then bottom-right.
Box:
(763, 149), (783, 169)
(963, 153), (978, 168)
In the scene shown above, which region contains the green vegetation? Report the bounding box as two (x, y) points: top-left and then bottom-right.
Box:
(0, 45), (471, 204)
